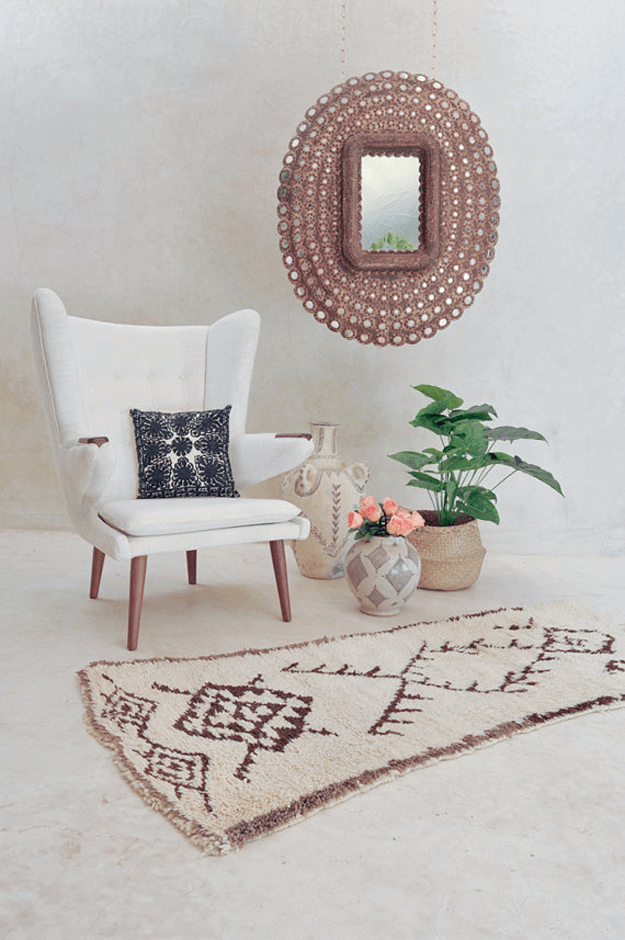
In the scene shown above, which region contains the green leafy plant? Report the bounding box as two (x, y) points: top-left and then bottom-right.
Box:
(389, 384), (564, 526)
(370, 232), (415, 251)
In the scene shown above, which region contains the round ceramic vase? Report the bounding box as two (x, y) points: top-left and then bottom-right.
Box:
(344, 535), (421, 616)
(281, 422), (369, 579)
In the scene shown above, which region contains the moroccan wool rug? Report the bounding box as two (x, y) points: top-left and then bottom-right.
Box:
(78, 603), (625, 855)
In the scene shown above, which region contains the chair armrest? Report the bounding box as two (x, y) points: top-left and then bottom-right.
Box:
(78, 436), (110, 447)
(230, 433), (314, 491)
(275, 433), (313, 441)
(60, 437), (117, 511)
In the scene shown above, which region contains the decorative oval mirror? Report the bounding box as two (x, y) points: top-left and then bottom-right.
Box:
(277, 70), (500, 346)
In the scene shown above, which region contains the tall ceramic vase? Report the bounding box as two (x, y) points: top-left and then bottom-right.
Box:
(281, 422), (369, 579)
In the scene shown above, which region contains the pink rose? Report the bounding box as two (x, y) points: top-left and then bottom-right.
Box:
(383, 498), (399, 516)
(347, 511), (363, 529)
(361, 502), (382, 523)
(396, 509), (424, 532)
(385, 514), (404, 536)
(360, 495), (377, 510)
(387, 512), (416, 536)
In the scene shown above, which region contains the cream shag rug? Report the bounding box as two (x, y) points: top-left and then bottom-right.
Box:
(78, 603), (625, 855)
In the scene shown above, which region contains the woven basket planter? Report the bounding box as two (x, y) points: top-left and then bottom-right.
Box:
(407, 510), (486, 591)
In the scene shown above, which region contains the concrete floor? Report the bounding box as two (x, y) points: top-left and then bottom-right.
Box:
(2, 529), (625, 940)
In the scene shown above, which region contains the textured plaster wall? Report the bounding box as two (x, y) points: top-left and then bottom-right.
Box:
(2, 0), (624, 554)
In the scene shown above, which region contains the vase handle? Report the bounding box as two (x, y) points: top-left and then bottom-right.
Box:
(344, 462), (369, 491)
(293, 463), (322, 497)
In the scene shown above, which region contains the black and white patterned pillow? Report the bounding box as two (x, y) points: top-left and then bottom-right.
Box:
(130, 406), (239, 499)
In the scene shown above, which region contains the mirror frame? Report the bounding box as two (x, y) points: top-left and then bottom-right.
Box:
(278, 71), (500, 347)
(342, 131), (441, 272)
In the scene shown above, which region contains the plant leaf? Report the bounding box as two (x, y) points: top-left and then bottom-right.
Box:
(407, 471), (444, 491)
(456, 493), (500, 524)
(485, 425), (548, 443)
(445, 480), (458, 502)
(407, 479), (444, 493)
(413, 384), (464, 410)
(439, 455), (489, 472)
(388, 451), (433, 471)
(457, 484), (497, 501)
(486, 453), (564, 495)
(410, 412), (454, 436)
(449, 403), (498, 422)
(456, 486), (499, 524)
(512, 458), (564, 494)
(417, 400), (451, 417)
(450, 420), (488, 456)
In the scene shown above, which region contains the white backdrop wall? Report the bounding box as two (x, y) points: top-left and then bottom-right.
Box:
(2, 0), (624, 554)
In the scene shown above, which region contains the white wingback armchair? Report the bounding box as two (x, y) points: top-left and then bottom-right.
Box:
(30, 288), (313, 650)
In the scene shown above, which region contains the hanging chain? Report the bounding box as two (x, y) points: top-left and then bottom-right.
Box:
(340, 0), (347, 83)
(431, 0), (438, 78)
(340, 0), (437, 81)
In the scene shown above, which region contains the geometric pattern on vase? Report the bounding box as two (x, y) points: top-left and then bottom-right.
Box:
(368, 543), (391, 571)
(344, 535), (421, 616)
(386, 564), (416, 594)
(345, 552), (368, 589)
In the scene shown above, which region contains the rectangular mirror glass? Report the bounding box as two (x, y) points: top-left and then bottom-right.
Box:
(361, 155), (422, 251)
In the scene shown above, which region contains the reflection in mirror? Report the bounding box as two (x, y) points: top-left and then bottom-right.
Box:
(361, 155), (421, 251)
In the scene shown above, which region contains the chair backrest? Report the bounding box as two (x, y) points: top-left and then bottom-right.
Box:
(30, 288), (260, 502)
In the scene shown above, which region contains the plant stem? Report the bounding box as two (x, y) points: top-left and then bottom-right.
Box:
(473, 465), (493, 488)
(491, 469), (518, 490)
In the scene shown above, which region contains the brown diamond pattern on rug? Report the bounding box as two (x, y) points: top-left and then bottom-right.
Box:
(140, 741), (212, 813)
(78, 603), (625, 855)
(169, 674), (331, 782)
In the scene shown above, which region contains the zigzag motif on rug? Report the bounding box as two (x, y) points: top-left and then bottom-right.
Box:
(77, 603), (625, 855)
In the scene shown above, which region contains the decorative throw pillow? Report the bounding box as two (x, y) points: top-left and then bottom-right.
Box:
(130, 406), (239, 499)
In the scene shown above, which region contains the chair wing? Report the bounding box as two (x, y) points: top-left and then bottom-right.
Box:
(205, 308), (260, 437)
(30, 287), (90, 447)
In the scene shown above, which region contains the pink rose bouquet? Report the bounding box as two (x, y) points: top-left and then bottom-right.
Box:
(347, 496), (424, 542)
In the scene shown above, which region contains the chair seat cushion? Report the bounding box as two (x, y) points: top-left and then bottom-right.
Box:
(99, 497), (302, 538)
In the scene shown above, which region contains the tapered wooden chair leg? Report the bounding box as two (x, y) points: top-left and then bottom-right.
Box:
(270, 540), (292, 622)
(89, 547), (106, 599)
(186, 550), (197, 585)
(127, 555), (148, 651)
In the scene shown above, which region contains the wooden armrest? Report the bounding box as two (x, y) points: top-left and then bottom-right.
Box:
(275, 433), (313, 440)
(78, 437), (110, 448)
